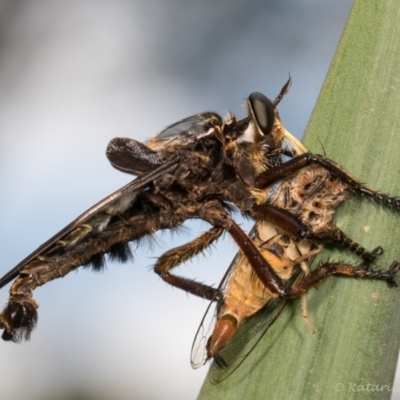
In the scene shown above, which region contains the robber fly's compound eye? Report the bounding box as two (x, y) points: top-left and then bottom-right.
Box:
(248, 92), (275, 137)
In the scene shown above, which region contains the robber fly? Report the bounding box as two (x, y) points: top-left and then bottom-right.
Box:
(0, 79), (293, 341)
(0, 79), (399, 349)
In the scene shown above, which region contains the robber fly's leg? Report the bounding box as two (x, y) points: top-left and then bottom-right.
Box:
(220, 217), (289, 296)
(288, 261), (400, 298)
(205, 208), (399, 297)
(0, 251), (95, 342)
(257, 153), (400, 210)
(154, 227), (224, 301)
(198, 201), (290, 296)
(0, 271), (41, 342)
(251, 203), (382, 265)
(0, 213), (188, 342)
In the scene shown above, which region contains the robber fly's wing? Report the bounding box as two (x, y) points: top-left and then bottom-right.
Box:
(106, 112), (222, 174)
(0, 160), (178, 289)
(146, 112), (223, 151)
(0, 112), (221, 289)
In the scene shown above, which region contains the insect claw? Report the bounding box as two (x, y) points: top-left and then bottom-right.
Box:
(371, 246), (384, 257)
(360, 246), (384, 268)
(386, 261), (400, 288)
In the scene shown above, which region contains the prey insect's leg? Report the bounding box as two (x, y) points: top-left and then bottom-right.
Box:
(296, 254), (319, 334)
(154, 227), (224, 301)
(257, 153), (400, 210)
(301, 294), (316, 334)
(288, 261), (400, 298)
(252, 203), (382, 264)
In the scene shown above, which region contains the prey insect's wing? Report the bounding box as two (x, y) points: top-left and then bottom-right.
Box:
(190, 247), (240, 369)
(207, 268), (306, 384)
(0, 160), (178, 289)
(191, 222), (296, 376)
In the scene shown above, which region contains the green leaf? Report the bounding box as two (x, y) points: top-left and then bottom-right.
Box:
(198, 1), (400, 399)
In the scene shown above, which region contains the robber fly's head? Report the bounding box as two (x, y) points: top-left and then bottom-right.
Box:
(240, 92), (276, 143)
(236, 77), (292, 150)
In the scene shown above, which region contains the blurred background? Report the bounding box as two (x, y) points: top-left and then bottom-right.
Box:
(2, 1), (398, 400)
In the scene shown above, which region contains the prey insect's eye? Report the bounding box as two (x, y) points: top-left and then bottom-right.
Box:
(248, 92), (275, 137)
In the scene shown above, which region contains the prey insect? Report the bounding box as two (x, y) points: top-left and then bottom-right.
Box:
(0, 79), (399, 361)
(190, 154), (363, 382)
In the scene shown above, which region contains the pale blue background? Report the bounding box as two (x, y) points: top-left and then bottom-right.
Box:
(2, 1), (397, 400)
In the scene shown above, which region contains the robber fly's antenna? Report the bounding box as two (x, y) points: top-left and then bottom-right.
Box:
(273, 73), (292, 106)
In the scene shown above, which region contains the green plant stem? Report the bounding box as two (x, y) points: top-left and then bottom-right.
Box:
(198, 1), (400, 399)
